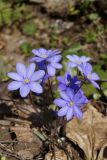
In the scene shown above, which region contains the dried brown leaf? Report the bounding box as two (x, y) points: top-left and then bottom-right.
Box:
(18, 150), (33, 160)
(45, 150), (67, 160)
(66, 104), (107, 160)
(10, 126), (33, 142)
(97, 143), (107, 160)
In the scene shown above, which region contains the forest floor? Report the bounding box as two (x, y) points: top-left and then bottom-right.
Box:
(0, 1), (107, 160)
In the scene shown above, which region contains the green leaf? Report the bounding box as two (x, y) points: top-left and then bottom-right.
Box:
(103, 89), (107, 97)
(88, 13), (99, 21)
(93, 66), (107, 79)
(20, 42), (32, 57)
(100, 53), (107, 60)
(101, 82), (107, 97)
(101, 82), (107, 90)
(22, 21), (37, 36)
(82, 83), (97, 97)
(0, 1), (12, 26)
(93, 93), (101, 100)
(84, 29), (97, 43)
(63, 43), (82, 57)
(12, 4), (26, 21)
(0, 156), (6, 160)
(0, 55), (9, 81)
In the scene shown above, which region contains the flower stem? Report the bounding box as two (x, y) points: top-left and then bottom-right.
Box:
(75, 80), (85, 94)
(47, 77), (54, 100)
(44, 61), (54, 100)
(29, 93), (39, 114)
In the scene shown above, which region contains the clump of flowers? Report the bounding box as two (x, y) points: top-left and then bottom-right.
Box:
(30, 48), (62, 76)
(7, 50), (100, 121)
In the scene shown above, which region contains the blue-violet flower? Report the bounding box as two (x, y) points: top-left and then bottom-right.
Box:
(54, 89), (88, 121)
(7, 63), (45, 97)
(66, 55), (90, 71)
(57, 72), (80, 91)
(81, 62), (100, 89)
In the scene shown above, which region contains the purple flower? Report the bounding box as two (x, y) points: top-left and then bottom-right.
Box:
(57, 72), (80, 91)
(81, 63), (100, 89)
(30, 48), (62, 76)
(54, 89), (88, 121)
(66, 55), (90, 71)
(7, 63), (45, 97)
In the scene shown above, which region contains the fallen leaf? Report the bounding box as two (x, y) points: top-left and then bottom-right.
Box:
(45, 150), (67, 160)
(18, 150), (33, 160)
(97, 143), (107, 160)
(10, 126), (33, 142)
(66, 104), (107, 160)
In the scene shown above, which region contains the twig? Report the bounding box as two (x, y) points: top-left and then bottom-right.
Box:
(0, 143), (22, 160)
(4, 117), (31, 125)
(95, 100), (107, 106)
(0, 98), (20, 104)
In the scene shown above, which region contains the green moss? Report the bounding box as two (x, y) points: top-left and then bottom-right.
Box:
(0, 55), (8, 81)
(84, 29), (97, 43)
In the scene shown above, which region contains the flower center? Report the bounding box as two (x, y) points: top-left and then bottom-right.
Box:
(87, 74), (91, 79)
(41, 53), (47, 58)
(24, 78), (29, 84)
(69, 101), (74, 107)
(66, 80), (70, 86)
(76, 60), (81, 65)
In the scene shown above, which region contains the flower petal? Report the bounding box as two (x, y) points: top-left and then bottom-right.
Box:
(75, 95), (88, 106)
(47, 49), (61, 57)
(73, 106), (83, 119)
(57, 106), (68, 117)
(38, 48), (47, 55)
(47, 55), (62, 63)
(60, 91), (70, 101)
(32, 49), (40, 56)
(80, 56), (90, 62)
(66, 88), (74, 100)
(26, 63), (36, 79)
(16, 63), (26, 78)
(66, 108), (73, 121)
(8, 81), (22, 91)
(52, 49), (61, 55)
(36, 61), (45, 70)
(51, 63), (62, 69)
(31, 70), (45, 81)
(20, 84), (30, 97)
(29, 82), (43, 93)
(7, 72), (23, 81)
(67, 62), (77, 68)
(58, 84), (66, 91)
(41, 74), (50, 85)
(57, 76), (65, 84)
(91, 80), (100, 89)
(90, 73), (100, 80)
(29, 57), (44, 63)
(83, 63), (92, 75)
(66, 55), (79, 63)
(47, 65), (56, 76)
(54, 98), (67, 108)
